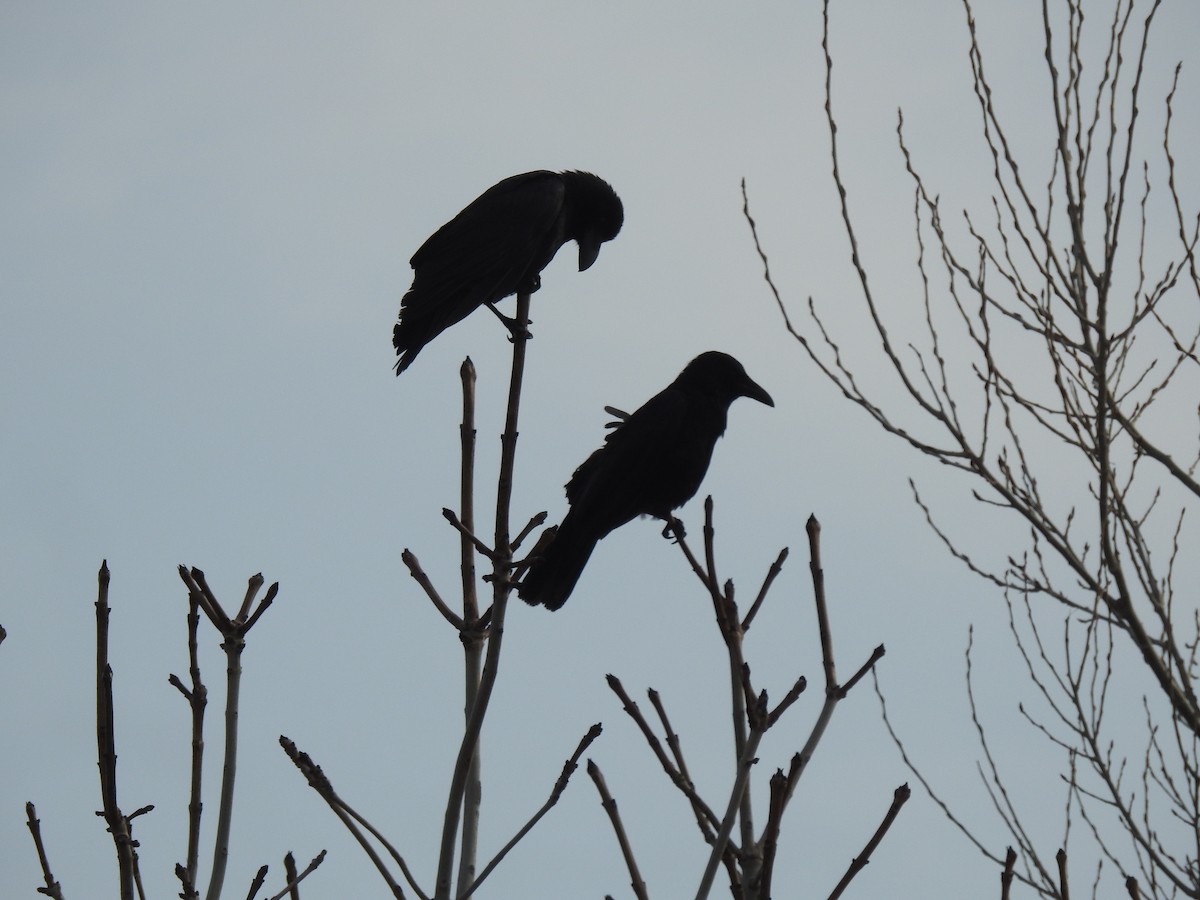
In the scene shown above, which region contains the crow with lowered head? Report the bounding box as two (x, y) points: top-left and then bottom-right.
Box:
(393, 170), (624, 374)
(518, 351), (774, 611)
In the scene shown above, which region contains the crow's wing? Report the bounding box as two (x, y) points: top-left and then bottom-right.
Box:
(403, 172), (566, 320)
(564, 384), (713, 536)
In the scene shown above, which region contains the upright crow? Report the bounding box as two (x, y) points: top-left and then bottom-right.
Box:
(518, 351), (774, 611)
(393, 170), (623, 374)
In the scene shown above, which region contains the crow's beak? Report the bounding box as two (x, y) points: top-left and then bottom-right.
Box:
(741, 375), (774, 407)
(577, 234), (602, 271)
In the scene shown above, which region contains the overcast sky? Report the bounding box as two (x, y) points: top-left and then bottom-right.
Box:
(3, 2), (1198, 898)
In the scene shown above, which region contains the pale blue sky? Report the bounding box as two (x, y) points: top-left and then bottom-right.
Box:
(2, 2), (1197, 897)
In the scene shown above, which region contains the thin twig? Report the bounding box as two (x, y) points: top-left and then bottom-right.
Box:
(809, 517), (836, 694)
(839, 644), (887, 699)
(280, 736), (416, 899)
(648, 688), (721, 842)
(442, 509), (496, 562)
(511, 511), (548, 553)
(25, 803), (66, 900)
(401, 550), (465, 631)
(462, 724), (603, 899)
(264, 850), (327, 900)
(825, 784), (911, 900)
(588, 760), (651, 900)
(605, 676), (722, 833)
(742, 547), (789, 632)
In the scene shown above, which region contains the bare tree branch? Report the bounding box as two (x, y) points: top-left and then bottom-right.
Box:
(825, 784), (912, 900)
(462, 724), (603, 899)
(588, 760), (651, 900)
(25, 803), (66, 900)
(95, 561), (136, 900)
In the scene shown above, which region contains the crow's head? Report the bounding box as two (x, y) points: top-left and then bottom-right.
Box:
(678, 351), (775, 407)
(561, 171), (624, 271)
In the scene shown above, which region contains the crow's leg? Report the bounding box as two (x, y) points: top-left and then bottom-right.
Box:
(485, 302), (534, 342)
(661, 516), (686, 541)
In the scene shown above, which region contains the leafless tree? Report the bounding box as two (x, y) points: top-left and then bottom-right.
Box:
(746, 0), (1199, 897)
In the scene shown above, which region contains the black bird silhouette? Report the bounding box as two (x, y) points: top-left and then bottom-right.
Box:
(518, 351), (774, 611)
(393, 170), (624, 374)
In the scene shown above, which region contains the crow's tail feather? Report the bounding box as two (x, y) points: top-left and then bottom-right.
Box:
(517, 517), (599, 611)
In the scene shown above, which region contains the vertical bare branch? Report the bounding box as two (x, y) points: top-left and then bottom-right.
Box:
(1000, 846), (1018, 900)
(169, 586), (208, 897)
(456, 357), (483, 894)
(1056, 847), (1070, 900)
(283, 852), (299, 900)
(178, 572), (277, 900)
(95, 561), (136, 900)
(205, 623), (244, 900)
(433, 290), (531, 900)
